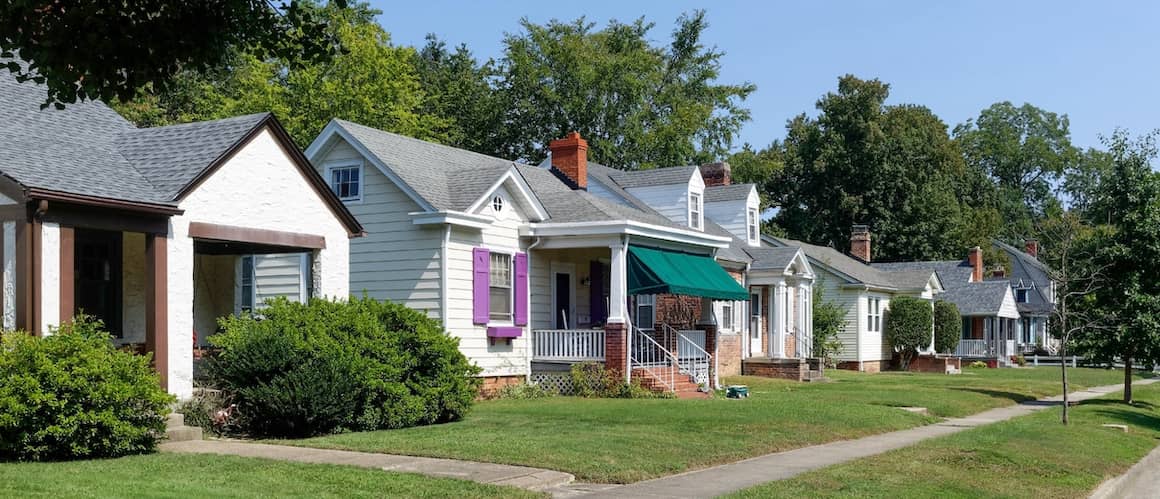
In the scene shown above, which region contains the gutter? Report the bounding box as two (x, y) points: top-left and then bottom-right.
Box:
(26, 188), (183, 216)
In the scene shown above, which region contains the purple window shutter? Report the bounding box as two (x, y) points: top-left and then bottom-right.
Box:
(472, 248), (490, 324)
(514, 253), (528, 326)
(589, 261), (605, 324)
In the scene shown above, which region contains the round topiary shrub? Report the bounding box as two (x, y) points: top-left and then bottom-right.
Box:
(933, 300), (961, 354)
(884, 296), (933, 370)
(206, 296), (482, 437)
(0, 316), (174, 461)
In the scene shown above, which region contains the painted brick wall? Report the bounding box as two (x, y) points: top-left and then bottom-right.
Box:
(718, 334), (741, 376)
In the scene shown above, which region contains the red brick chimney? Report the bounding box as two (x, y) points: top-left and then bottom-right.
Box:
(850, 225), (871, 262)
(968, 247), (983, 282)
(1024, 239), (1039, 259)
(549, 132), (588, 190)
(700, 162), (732, 187)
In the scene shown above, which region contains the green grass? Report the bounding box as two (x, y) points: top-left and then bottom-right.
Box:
(727, 382), (1160, 499)
(281, 367), (1144, 483)
(0, 453), (542, 498)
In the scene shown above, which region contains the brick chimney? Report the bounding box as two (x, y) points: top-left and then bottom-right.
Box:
(700, 162), (732, 187)
(968, 247), (984, 282)
(549, 132), (588, 190)
(850, 225), (871, 262)
(1024, 239), (1039, 259)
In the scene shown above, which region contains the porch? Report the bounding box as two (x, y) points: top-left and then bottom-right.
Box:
(952, 315), (1022, 363)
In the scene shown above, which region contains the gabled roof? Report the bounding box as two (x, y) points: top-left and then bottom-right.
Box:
(0, 72), (363, 235)
(704, 184), (756, 203)
(873, 260), (1011, 317)
(993, 240), (1054, 315)
(765, 235), (936, 292)
(747, 246), (806, 272)
(606, 165), (699, 189)
(515, 165), (682, 228)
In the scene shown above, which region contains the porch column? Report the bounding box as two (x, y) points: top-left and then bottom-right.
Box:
(145, 233), (168, 391)
(14, 218), (40, 335)
(1, 221), (13, 330)
(772, 281), (787, 358)
(59, 226), (74, 325)
(605, 238), (629, 380)
(796, 282), (809, 357)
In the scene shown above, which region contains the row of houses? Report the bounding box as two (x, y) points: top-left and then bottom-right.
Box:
(0, 71), (1056, 398)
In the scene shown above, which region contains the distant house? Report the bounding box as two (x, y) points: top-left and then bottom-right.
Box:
(993, 239), (1057, 352)
(766, 227), (944, 372)
(0, 71), (363, 398)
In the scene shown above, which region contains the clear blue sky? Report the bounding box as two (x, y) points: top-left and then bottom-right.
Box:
(369, 0), (1160, 152)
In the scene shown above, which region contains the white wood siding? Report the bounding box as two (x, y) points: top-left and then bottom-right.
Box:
(314, 139), (444, 318)
(625, 184), (690, 226)
(998, 288), (1020, 318)
(814, 267), (862, 362)
(254, 253), (307, 304)
(705, 199), (747, 241)
(529, 247), (607, 331)
(862, 292), (891, 362)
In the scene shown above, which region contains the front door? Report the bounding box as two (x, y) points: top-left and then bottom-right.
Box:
(749, 290), (763, 356)
(75, 229), (123, 336)
(554, 272), (571, 328)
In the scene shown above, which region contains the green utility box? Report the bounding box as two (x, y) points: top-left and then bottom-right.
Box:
(726, 385), (748, 399)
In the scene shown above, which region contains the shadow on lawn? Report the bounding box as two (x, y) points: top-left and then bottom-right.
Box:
(948, 387), (1036, 404)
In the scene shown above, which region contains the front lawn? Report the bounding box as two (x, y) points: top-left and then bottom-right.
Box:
(0, 453), (542, 498)
(728, 381), (1160, 498)
(281, 367), (1142, 483)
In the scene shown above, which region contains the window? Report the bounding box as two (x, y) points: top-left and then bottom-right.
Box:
(328, 164), (362, 201)
(961, 317), (971, 340)
(721, 302), (734, 330)
(867, 297), (882, 332)
(747, 208), (759, 242)
(1022, 318), (1032, 344)
(491, 195), (504, 214)
(750, 293), (761, 338)
(240, 255), (254, 313)
(689, 192), (702, 229)
(1015, 288), (1028, 303)
(489, 252), (512, 321)
(635, 295), (655, 330)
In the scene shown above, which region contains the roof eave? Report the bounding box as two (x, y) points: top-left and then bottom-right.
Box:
(26, 188), (183, 216)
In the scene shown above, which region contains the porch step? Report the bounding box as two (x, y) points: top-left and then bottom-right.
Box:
(165, 413), (203, 443)
(802, 370), (830, 383)
(632, 367), (708, 397)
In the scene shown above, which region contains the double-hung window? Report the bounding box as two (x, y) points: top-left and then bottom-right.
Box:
(867, 297), (882, 332)
(635, 295), (655, 330)
(689, 192), (702, 229)
(747, 208), (759, 242)
(489, 252), (513, 321)
(721, 302), (734, 330)
(327, 162), (362, 202)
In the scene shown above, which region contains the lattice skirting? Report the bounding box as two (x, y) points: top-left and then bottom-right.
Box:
(530, 372), (575, 395)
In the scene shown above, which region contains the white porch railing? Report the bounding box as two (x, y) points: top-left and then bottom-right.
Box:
(532, 329), (605, 361)
(670, 325), (711, 387)
(631, 324), (677, 392)
(954, 339), (990, 358)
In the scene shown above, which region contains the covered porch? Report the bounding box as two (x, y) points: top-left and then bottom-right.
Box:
(954, 314), (1021, 363)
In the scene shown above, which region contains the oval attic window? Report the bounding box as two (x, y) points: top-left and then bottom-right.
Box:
(492, 195), (505, 215)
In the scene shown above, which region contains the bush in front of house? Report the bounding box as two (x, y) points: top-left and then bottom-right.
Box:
(206, 297), (482, 437)
(0, 316), (174, 461)
(933, 300), (961, 355)
(885, 296), (933, 370)
(569, 362), (675, 399)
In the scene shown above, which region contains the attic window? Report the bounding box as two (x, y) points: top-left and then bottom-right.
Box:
(1016, 288), (1028, 303)
(747, 208), (759, 242)
(492, 195), (505, 215)
(326, 162), (362, 202)
(689, 192), (702, 230)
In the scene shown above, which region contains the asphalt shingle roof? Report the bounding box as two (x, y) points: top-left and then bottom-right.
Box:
(993, 240), (1054, 315)
(747, 246), (803, 271)
(606, 165), (699, 189)
(704, 184), (755, 203)
(768, 236), (934, 291)
(873, 260), (1011, 316)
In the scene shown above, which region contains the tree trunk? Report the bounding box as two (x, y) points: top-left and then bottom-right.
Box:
(1060, 343), (1069, 425)
(1124, 355), (1133, 404)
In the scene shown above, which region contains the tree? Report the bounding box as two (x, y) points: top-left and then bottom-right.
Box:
(933, 301), (961, 355)
(1036, 212), (1108, 424)
(1073, 130), (1160, 404)
(1, 0), (346, 108)
(954, 102), (1078, 241)
(885, 296), (933, 370)
(115, 4), (446, 147)
(770, 75), (995, 261)
(811, 284), (846, 368)
(491, 11), (755, 166)
(413, 35), (501, 154)
(727, 143), (784, 211)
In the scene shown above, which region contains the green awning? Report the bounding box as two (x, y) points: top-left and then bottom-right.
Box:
(627, 245), (749, 300)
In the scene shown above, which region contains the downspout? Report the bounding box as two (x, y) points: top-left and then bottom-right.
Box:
(525, 237), (543, 382)
(624, 234), (632, 384)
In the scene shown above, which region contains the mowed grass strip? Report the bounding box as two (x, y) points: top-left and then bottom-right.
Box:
(0, 453), (543, 499)
(283, 368), (1141, 483)
(728, 382), (1160, 499)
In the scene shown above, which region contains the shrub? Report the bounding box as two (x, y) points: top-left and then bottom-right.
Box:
(933, 301), (961, 354)
(174, 388), (232, 436)
(569, 362), (675, 399)
(206, 297), (482, 437)
(812, 284), (846, 368)
(969, 360), (988, 369)
(0, 316), (174, 461)
(1014, 355), (1027, 367)
(885, 296), (933, 370)
(494, 383), (556, 400)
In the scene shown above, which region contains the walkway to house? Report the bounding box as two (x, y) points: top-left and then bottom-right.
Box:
(160, 440), (575, 491)
(576, 378), (1159, 499)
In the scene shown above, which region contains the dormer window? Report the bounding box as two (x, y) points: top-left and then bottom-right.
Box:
(326, 162), (363, 202)
(689, 192), (702, 229)
(1016, 288), (1029, 303)
(747, 207), (759, 242)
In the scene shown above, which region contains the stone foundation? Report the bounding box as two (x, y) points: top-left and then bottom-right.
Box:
(717, 334), (742, 377)
(742, 357), (807, 381)
(908, 355), (962, 374)
(478, 375), (524, 399)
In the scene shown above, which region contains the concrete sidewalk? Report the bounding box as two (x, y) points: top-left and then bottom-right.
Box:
(577, 379), (1157, 498)
(1090, 442), (1160, 499)
(161, 440), (574, 491)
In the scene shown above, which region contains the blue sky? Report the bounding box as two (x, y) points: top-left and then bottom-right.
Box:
(369, 1), (1160, 152)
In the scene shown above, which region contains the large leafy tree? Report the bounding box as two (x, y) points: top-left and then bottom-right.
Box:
(769, 75), (995, 261)
(491, 11), (755, 166)
(1073, 130), (1160, 403)
(1, 0), (345, 108)
(412, 36), (502, 155)
(954, 102), (1077, 241)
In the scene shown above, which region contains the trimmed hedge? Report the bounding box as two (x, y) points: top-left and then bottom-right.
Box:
(885, 296), (933, 370)
(934, 301), (961, 354)
(0, 316), (174, 461)
(207, 297), (482, 437)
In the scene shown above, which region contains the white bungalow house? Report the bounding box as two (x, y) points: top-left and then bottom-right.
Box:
(0, 73), (363, 398)
(306, 121), (816, 394)
(764, 227), (944, 372)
